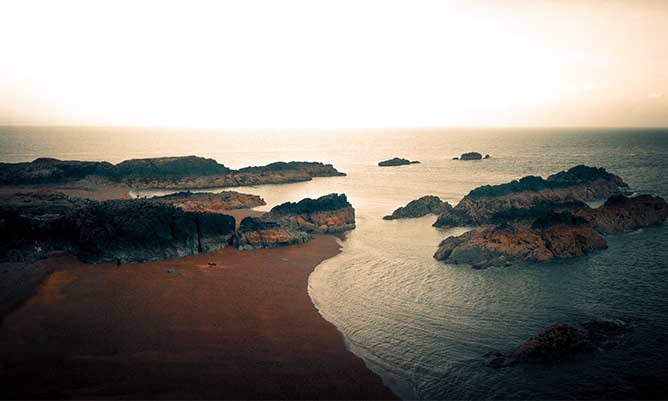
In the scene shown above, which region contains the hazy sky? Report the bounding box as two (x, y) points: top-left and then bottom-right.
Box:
(1, 0), (667, 128)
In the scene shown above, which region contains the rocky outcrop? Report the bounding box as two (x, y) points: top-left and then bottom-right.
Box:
(579, 194), (668, 234)
(434, 165), (629, 228)
(233, 217), (309, 250)
(378, 157), (420, 167)
(434, 194), (668, 268)
(0, 191), (236, 264)
(485, 319), (630, 367)
(267, 193), (355, 234)
(383, 195), (452, 220)
(459, 152), (483, 160)
(149, 191), (266, 213)
(234, 193), (356, 249)
(0, 156), (345, 189)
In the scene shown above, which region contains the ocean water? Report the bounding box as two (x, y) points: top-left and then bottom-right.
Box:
(2, 126), (668, 399)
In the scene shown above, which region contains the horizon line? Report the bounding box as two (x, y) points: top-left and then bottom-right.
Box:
(2, 124), (668, 130)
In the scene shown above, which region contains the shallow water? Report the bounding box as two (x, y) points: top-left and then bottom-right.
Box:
(2, 127), (668, 399)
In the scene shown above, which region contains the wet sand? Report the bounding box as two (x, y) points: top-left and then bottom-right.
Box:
(0, 236), (397, 399)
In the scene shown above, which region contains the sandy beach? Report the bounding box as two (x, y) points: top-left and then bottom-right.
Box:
(0, 235), (396, 399)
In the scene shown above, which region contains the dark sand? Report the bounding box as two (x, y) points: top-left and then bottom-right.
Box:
(0, 236), (397, 399)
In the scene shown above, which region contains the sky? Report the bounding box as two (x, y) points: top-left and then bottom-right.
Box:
(1, 0), (667, 128)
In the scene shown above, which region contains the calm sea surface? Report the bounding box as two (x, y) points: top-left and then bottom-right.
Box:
(2, 126), (668, 399)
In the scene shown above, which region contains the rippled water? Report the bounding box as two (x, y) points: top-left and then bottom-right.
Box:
(2, 127), (668, 399)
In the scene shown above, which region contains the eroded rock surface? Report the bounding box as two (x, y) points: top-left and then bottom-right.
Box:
(434, 165), (629, 228)
(149, 191), (266, 213)
(234, 194), (356, 249)
(434, 195), (668, 267)
(383, 195), (452, 220)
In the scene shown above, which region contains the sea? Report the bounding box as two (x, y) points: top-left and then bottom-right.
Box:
(2, 126), (668, 399)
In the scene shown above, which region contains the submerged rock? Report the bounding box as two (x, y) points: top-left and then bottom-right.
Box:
(485, 319), (630, 367)
(383, 195), (452, 220)
(378, 157), (420, 167)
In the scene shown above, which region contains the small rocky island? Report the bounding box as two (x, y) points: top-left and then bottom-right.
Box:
(0, 191), (355, 262)
(383, 195), (452, 220)
(377, 157), (420, 167)
(0, 156), (345, 189)
(431, 165), (668, 268)
(453, 152), (490, 160)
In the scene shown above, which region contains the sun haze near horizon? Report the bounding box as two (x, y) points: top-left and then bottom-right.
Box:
(1, 0), (667, 129)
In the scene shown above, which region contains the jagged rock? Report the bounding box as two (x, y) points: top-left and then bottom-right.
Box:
(459, 152), (483, 160)
(434, 194), (667, 267)
(383, 195), (452, 220)
(234, 217), (309, 250)
(485, 319), (630, 367)
(378, 157), (420, 167)
(0, 156), (346, 189)
(433, 165), (629, 228)
(579, 194), (668, 234)
(149, 191), (266, 213)
(268, 193), (355, 234)
(0, 191), (236, 264)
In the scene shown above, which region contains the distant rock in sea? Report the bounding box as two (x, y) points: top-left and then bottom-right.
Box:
(234, 193), (356, 250)
(485, 319), (630, 367)
(459, 152), (483, 160)
(378, 157), (420, 167)
(383, 195), (452, 220)
(0, 156), (346, 190)
(149, 190), (266, 213)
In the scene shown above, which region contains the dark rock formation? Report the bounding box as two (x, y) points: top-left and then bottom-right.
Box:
(268, 193), (355, 234)
(378, 157), (420, 167)
(0, 191), (236, 264)
(459, 152), (483, 160)
(484, 154), (490, 159)
(383, 195), (452, 220)
(0, 158), (113, 185)
(149, 191), (266, 213)
(234, 217), (309, 250)
(433, 165), (628, 228)
(434, 194), (668, 267)
(485, 319), (630, 367)
(0, 156), (346, 189)
(234, 193), (356, 249)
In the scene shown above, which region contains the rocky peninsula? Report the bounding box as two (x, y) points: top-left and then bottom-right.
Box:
(378, 157), (420, 167)
(432, 166), (668, 268)
(148, 190), (266, 212)
(383, 195), (452, 220)
(0, 156), (345, 190)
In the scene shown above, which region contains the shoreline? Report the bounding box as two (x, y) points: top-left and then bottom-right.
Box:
(0, 235), (397, 399)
